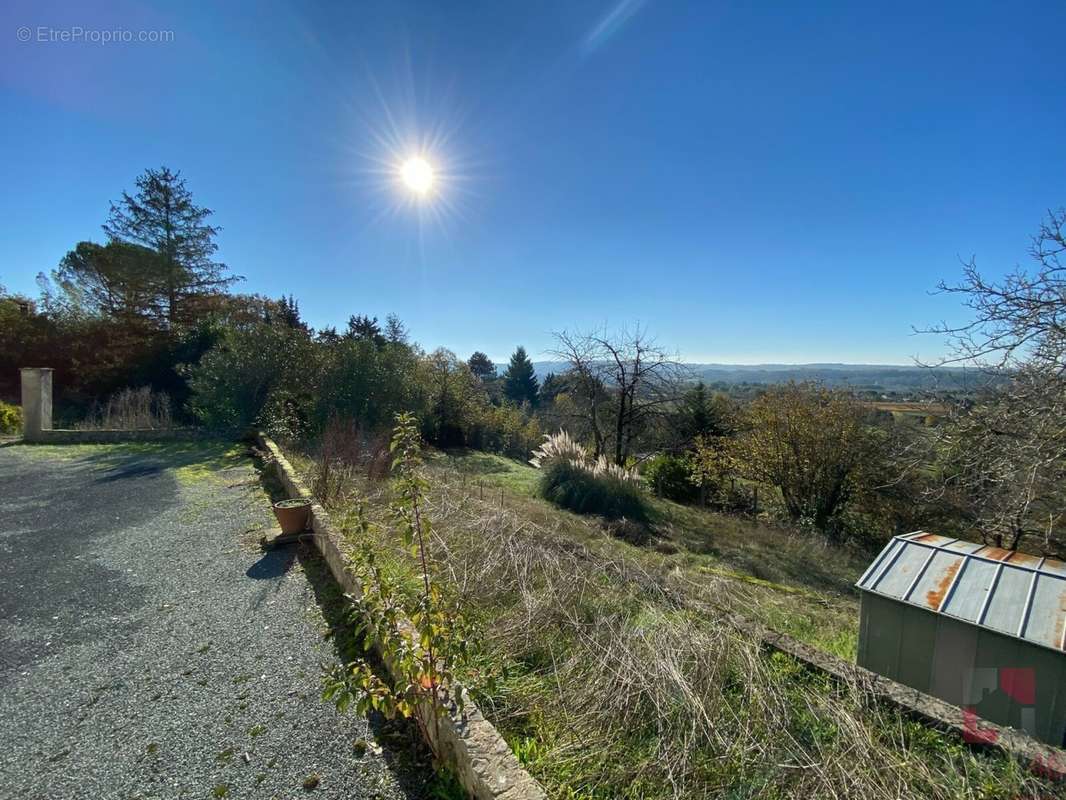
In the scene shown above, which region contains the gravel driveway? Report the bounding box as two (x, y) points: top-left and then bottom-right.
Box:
(0, 441), (430, 800)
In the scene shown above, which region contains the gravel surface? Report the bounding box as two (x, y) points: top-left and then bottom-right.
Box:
(0, 442), (431, 800)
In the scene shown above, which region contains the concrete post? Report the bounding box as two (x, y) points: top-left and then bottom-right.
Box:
(20, 367), (53, 441)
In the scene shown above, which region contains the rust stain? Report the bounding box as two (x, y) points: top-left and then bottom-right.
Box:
(913, 532), (940, 543)
(925, 559), (962, 610)
(981, 546), (1014, 562)
(1006, 551), (1041, 566)
(1042, 557), (1066, 573)
(1056, 591), (1066, 651)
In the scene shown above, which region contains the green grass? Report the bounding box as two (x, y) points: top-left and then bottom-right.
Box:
(7, 439), (246, 484)
(427, 448), (541, 494)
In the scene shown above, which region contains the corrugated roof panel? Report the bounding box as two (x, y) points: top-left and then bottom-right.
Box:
(910, 532), (954, 546)
(911, 550), (965, 610)
(858, 533), (1066, 655)
(977, 565), (1030, 635)
(978, 545), (1015, 562)
(942, 557), (998, 623)
(857, 538), (904, 589)
(873, 543), (934, 599)
(1022, 573), (1066, 651)
(945, 540), (985, 554)
(1006, 550), (1044, 568)
(1040, 558), (1066, 577)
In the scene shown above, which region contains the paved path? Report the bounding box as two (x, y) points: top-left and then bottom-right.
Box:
(0, 442), (429, 800)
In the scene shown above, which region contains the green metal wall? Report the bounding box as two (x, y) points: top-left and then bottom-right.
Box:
(858, 590), (1066, 747)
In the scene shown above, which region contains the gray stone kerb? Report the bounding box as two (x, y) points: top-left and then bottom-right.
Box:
(254, 432), (548, 800)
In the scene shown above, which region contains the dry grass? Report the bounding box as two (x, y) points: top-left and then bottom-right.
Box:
(305, 416), (390, 505)
(76, 387), (173, 430)
(310, 454), (1051, 800)
(430, 450), (866, 658)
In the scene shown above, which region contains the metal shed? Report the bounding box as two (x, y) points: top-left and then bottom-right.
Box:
(856, 531), (1066, 747)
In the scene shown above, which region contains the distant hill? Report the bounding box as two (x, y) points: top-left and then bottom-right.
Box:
(508, 362), (984, 395)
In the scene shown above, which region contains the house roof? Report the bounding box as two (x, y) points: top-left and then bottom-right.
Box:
(857, 532), (1066, 654)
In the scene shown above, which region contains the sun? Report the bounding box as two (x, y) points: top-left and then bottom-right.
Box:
(400, 156), (434, 196)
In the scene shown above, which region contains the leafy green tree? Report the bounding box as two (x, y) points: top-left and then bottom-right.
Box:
(502, 345), (539, 406)
(314, 336), (424, 432)
(103, 166), (238, 327)
(729, 383), (886, 539)
(420, 348), (484, 446)
(467, 351), (496, 381)
(185, 320), (315, 431)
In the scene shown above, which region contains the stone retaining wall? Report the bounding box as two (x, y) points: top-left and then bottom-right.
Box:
(254, 432), (547, 800)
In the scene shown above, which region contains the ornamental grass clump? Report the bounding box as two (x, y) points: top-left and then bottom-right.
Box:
(531, 431), (647, 520)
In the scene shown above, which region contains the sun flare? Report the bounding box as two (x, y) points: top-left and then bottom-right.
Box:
(400, 157), (434, 195)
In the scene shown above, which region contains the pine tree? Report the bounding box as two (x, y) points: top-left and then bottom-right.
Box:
(54, 240), (164, 323)
(275, 295), (307, 330)
(539, 372), (566, 405)
(103, 166), (238, 327)
(346, 314), (384, 344)
(467, 351), (497, 380)
(502, 345), (539, 406)
(677, 382), (731, 444)
(384, 313), (408, 344)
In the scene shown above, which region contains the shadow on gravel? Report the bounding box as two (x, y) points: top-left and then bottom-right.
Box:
(247, 445), (435, 798)
(246, 548), (296, 580)
(95, 462), (165, 482)
(295, 541), (436, 799)
(0, 446), (168, 679)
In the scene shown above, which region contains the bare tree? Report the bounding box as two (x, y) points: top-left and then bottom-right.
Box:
(551, 325), (687, 466)
(924, 208), (1066, 555)
(929, 208), (1066, 370)
(934, 367), (1066, 554)
(549, 329), (609, 457)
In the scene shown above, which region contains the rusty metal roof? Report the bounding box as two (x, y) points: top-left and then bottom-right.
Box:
(857, 532), (1066, 654)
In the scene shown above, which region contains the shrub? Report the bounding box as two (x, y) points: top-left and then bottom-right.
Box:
(469, 404), (542, 460)
(0, 400), (21, 434)
(259, 388), (310, 444)
(185, 322), (316, 432)
(643, 453), (698, 503)
(539, 460), (648, 521)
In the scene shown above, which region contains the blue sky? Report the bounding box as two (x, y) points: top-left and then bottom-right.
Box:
(1, 0), (1064, 364)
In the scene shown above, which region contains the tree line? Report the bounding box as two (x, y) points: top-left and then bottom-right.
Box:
(2, 167), (1063, 558)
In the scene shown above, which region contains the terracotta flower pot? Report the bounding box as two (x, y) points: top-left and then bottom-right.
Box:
(272, 498), (312, 534)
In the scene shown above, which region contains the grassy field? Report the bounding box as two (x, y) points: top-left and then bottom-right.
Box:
(865, 400), (949, 425)
(427, 448), (865, 659)
(291, 443), (1062, 800)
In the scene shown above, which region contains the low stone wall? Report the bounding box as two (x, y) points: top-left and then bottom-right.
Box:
(255, 433), (547, 800)
(28, 428), (207, 444)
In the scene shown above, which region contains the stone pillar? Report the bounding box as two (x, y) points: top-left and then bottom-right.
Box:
(20, 367), (53, 441)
